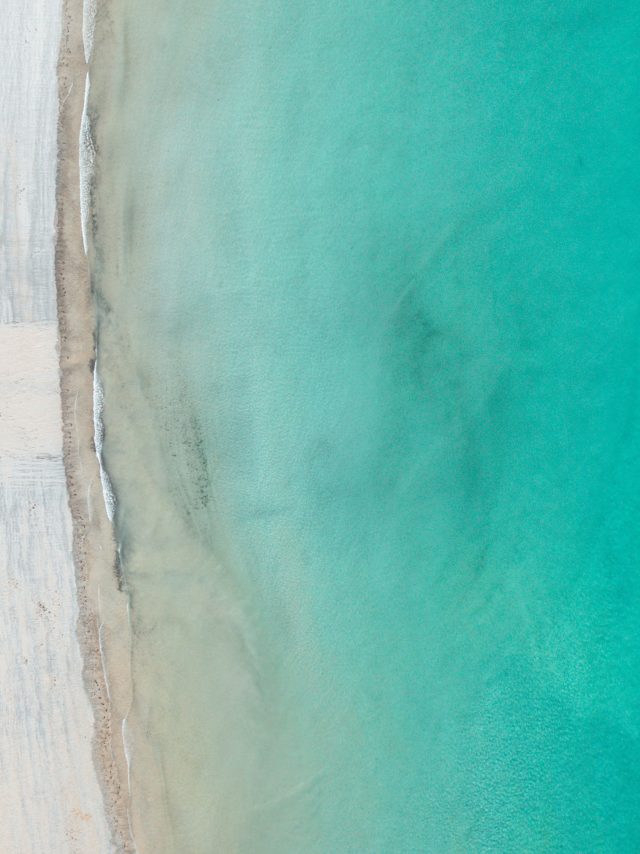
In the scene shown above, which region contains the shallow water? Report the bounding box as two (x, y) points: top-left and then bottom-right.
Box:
(91, 2), (640, 851)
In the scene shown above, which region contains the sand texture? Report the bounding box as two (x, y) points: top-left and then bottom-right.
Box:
(0, 0), (132, 850)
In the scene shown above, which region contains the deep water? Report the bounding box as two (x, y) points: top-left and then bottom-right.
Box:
(91, 2), (640, 851)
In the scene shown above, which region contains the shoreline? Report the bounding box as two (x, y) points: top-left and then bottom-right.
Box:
(55, 0), (135, 849)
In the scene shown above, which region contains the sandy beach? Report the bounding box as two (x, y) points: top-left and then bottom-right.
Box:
(0, 322), (110, 853)
(4, 0), (635, 850)
(1, 0), (132, 850)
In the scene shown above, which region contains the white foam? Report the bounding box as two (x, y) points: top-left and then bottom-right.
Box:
(79, 71), (95, 256)
(92, 364), (116, 521)
(0, 3), (111, 843)
(96, 588), (112, 705)
(98, 588), (139, 853)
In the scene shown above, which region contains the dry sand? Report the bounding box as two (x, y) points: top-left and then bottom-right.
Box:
(0, 0), (134, 850)
(0, 322), (110, 853)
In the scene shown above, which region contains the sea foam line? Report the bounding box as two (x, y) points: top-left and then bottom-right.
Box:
(79, 71), (94, 256)
(98, 588), (138, 853)
(92, 365), (116, 521)
(77, 3), (136, 850)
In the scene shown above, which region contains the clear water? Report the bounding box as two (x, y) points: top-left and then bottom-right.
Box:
(91, 1), (640, 851)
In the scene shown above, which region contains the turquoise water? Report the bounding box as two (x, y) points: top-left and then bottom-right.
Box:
(92, 1), (640, 851)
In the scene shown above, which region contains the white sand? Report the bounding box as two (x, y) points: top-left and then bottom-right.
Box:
(0, 1), (112, 850)
(0, 0), (60, 323)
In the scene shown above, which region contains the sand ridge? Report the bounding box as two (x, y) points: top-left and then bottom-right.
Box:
(55, 0), (135, 850)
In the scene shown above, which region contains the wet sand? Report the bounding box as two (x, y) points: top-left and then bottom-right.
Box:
(55, 0), (135, 849)
(0, 0), (130, 850)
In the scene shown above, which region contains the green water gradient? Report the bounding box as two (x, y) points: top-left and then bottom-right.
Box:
(92, 1), (640, 851)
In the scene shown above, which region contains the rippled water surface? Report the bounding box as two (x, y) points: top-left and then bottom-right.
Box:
(91, 2), (640, 851)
